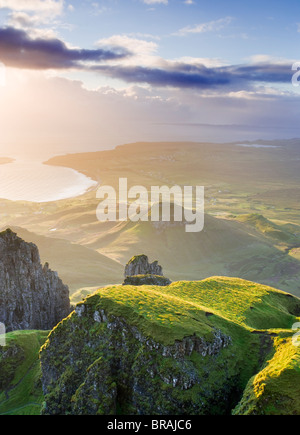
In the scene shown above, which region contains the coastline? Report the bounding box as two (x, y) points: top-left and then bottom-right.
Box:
(0, 159), (98, 203)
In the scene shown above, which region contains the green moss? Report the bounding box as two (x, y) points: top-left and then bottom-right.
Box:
(40, 277), (300, 415)
(233, 334), (300, 415)
(0, 330), (49, 415)
(83, 278), (300, 346)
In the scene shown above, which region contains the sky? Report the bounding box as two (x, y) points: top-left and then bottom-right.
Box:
(0, 0), (300, 158)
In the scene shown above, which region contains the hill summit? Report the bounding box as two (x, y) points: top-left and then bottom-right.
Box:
(40, 277), (300, 415)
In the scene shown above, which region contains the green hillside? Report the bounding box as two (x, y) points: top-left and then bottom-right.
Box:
(80, 214), (300, 296)
(233, 213), (300, 244)
(0, 330), (48, 415)
(40, 278), (300, 415)
(81, 278), (300, 344)
(4, 208), (300, 298)
(1, 142), (300, 298)
(233, 335), (300, 415)
(1, 278), (300, 415)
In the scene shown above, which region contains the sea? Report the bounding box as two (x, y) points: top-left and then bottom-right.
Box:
(0, 158), (98, 203)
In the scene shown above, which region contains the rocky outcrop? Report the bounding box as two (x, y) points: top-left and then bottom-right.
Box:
(124, 255), (163, 277)
(0, 229), (70, 332)
(123, 255), (171, 286)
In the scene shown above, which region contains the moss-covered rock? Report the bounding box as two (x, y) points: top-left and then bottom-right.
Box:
(0, 330), (49, 415)
(233, 335), (300, 415)
(124, 255), (163, 278)
(40, 306), (238, 415)
(39, 277), (300, 415)
(123, 274), (172, 286)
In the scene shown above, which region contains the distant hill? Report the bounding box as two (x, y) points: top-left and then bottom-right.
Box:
(78, 212), (300, 297)
(45, 140), (300, 192)
(1, 141), (300, 297)
(2, 209), (300, 298)
(234, 213), (299, 244)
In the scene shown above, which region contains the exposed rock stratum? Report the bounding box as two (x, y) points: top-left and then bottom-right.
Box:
(123, 254), (171, 286)
(0, 229), (70, 332)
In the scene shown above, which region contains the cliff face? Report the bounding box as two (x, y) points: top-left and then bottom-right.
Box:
(123, 255), (171, 286)
(0, 229), (70, 332)
(40, 305), (234, 415)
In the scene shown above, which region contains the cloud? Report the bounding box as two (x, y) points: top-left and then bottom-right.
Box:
(0, 26), (293, 93)
(97, 35), (159, 67)
(92, 60), (292, 91)
(0, 27), (130, 70)
(97, 35), (158, 57)
(7, 11), (47, 28)
(0, 0), (64, 16)
(143, 0), (168, 4)
(175, 16), (233, 36)
(1, 71), (299, 157)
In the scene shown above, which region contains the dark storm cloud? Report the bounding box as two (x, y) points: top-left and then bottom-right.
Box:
(0, 26), (292, 90)
(227, 63), (292, 84)
(93, 62), (292, 90)
(94, 64), (231, 88)
(0, 27), (130, 69)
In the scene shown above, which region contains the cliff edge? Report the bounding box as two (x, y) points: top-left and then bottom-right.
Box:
(0, 229), (70, 332)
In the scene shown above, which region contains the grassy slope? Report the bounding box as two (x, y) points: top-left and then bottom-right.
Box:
(70, 277), (300, 414)
(233, 213), (299, 244)
(0, 330), (48, 415)
(81, 278), (300, 346)
(1, 278), (300, 415)
(233, 336), (300, 415)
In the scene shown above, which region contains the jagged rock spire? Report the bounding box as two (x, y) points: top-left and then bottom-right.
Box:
(0, 229), (70, 332)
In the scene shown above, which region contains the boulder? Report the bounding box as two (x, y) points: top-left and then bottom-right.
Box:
(124, 254), (163, 277)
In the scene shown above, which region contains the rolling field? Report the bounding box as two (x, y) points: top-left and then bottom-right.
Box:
(0, 140), (299, 297)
